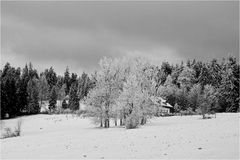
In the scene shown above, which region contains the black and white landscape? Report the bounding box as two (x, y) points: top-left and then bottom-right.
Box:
(1, 1), (239, 159)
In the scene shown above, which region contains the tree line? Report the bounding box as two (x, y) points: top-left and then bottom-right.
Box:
(85, 55), (239, 128)
(1, 55), (239, 128)
(1, 63), (95, 119)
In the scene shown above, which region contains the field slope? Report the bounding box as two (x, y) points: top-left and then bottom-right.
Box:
(0, 113), (239, 159)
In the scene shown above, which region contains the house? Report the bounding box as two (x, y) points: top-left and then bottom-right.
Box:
(150, 96), (173, 115)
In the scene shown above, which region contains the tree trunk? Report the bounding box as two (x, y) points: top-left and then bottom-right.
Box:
(123, 113), (126, 125)
(104, 119), (107, 128)
(100, 118), (103, 127)
(120, 118), (123, 126)
(141, 116), (147, 125)
(202, 114), (205, 119)
(40, 97), (43, 108)
(115, 118), (117, 126)
(141, 117), (144, 125)
(105, 118), (109, 128)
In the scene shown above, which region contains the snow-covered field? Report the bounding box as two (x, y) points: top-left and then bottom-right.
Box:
(0, 113), (239, 159)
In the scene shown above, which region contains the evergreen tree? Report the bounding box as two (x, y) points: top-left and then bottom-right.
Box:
(28, 62), (39, 79)
(78, 72), (91, 101)
(27, 78), (40, 114)
(192, 61), (203, 82)
(45, 67), (57, 92)
(1, 63), (19, 118)
(38, 74), (49, 107)
(49, 86), (58, 112)
(219, 56), (239, 112)
(64, 67), (71, 95)
(15, 67), (22, 115)
(198, 63), (211, 87)
(58, 84), (66, 106)
(208, 59), (222, 87)
(20, 64), (30, 112)
(70, 73), (78, 86)
(69, 82), (79, 110)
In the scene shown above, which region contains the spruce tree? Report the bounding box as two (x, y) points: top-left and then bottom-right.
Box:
(69, 82), (79, 110)
(1, 63), (18, 118)
(38, 74), (49, 107)
(49, 86), (58, 112)
(64, 67), (71, 95)
(219, 58), (239, 112)
(45, 67), (57, 92)
(27, 78), (40, 114)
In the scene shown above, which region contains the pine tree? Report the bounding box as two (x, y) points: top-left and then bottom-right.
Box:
(208, 59), (222, 87)
(219, 56), (239, 112)
(27, 78), (40, 114)
(58, 84), (66, 106)
(28, 62), (39, 79)
(1, 63), (19, 118)
(14, 67), (22, 115)
(78, 72), (91, 101)
(49, 86), (58, 112)
(38, 74), (49, 107)
(45, 67), (57, 92)
(198, 63), (211, 87)
(69, 82), (79, 110)
(20, 64), (30, 112)
(64, 67), (71, 95)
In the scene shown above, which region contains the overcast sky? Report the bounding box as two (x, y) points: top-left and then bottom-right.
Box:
(1, 1), (239, 75)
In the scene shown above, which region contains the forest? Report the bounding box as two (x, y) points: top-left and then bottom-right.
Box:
(1, 55), (239, 128)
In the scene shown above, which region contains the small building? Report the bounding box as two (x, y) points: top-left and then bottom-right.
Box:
(150, 96), (173, 115)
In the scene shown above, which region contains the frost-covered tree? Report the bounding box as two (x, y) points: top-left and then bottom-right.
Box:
(87, 57), (123, 128)
(188, 83), (202, 112)
(218, 56), (239, 112)
(177, 67), (195, 91)
(117, 74), (144, 128)
(86, 84), (105, 127)
(199, 85), (218, 119)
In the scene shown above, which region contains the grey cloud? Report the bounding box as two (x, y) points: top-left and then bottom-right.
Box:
(1, 1), (239, 74)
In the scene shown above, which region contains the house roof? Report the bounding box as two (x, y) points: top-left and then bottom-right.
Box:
(150, 96), (173, 108)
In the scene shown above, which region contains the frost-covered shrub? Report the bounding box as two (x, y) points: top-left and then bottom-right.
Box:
(2, 119), (22, 139)
(14, 119), (22, 136)
(125, 114), (139, 129)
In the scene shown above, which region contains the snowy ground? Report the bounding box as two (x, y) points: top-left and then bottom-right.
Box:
(0, 113), (239, 159)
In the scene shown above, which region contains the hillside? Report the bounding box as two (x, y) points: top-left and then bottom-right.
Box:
(1, 113), (239, 159)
